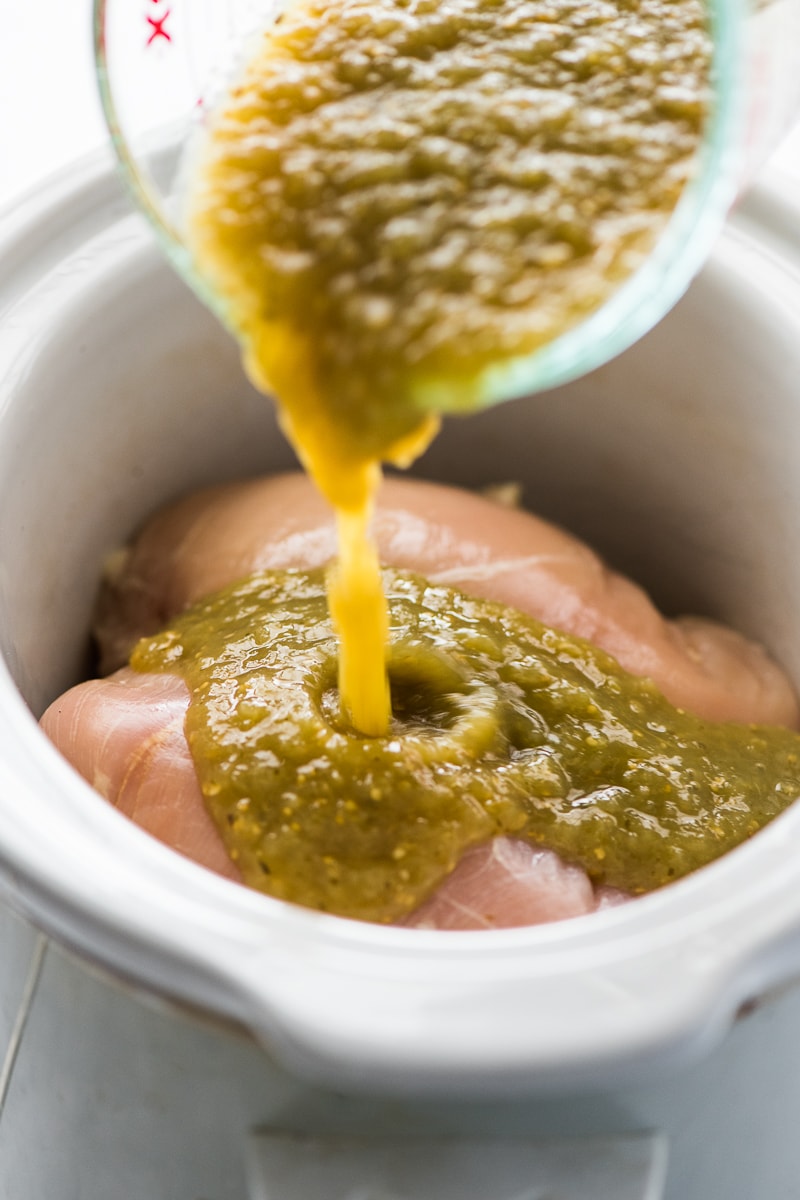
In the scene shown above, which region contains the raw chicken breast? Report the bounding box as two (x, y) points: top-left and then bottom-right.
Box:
(95, 473), (799, 728)
(404, 841), (627, 931)
(41, 474), (800, 929)
(43, 668), (239, 882)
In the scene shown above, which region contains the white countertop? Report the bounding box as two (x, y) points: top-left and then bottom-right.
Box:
(0, 3), (798, 213)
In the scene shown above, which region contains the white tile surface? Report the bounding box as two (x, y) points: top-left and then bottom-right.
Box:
(248, 1132), (670, 1200)
(0, 906), (43, 1095)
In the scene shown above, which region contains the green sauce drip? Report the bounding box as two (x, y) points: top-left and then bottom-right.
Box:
(131, 569), (800, 923)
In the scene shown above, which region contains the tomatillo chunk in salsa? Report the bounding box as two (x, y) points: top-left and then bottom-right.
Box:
(131, 569), (800, 924)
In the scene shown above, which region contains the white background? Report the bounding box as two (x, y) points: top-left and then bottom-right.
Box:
(0, 2), (797, 215)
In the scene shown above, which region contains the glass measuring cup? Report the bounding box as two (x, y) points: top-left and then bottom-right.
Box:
(94, 0), (800, 408)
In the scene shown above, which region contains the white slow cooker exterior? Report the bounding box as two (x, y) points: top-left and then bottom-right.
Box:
(2, 158), (800, 1198)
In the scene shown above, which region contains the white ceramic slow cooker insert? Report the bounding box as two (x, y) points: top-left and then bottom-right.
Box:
(2, 157), (800, 1199)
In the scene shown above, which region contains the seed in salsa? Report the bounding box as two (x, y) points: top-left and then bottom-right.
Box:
(131, 567), (800, 925)
(183, 0), (712, 736)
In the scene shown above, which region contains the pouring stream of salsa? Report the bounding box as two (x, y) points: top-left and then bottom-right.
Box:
(182, 0), (712, 735)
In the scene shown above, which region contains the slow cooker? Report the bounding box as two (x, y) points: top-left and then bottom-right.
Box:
(1, 150), (800, 1199)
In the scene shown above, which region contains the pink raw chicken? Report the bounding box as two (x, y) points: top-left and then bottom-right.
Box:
(404, 840), (628, 931)
(41, 474), (800, 929)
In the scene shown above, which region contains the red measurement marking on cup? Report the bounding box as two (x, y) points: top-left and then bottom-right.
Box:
(146, 2), (172, 46)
